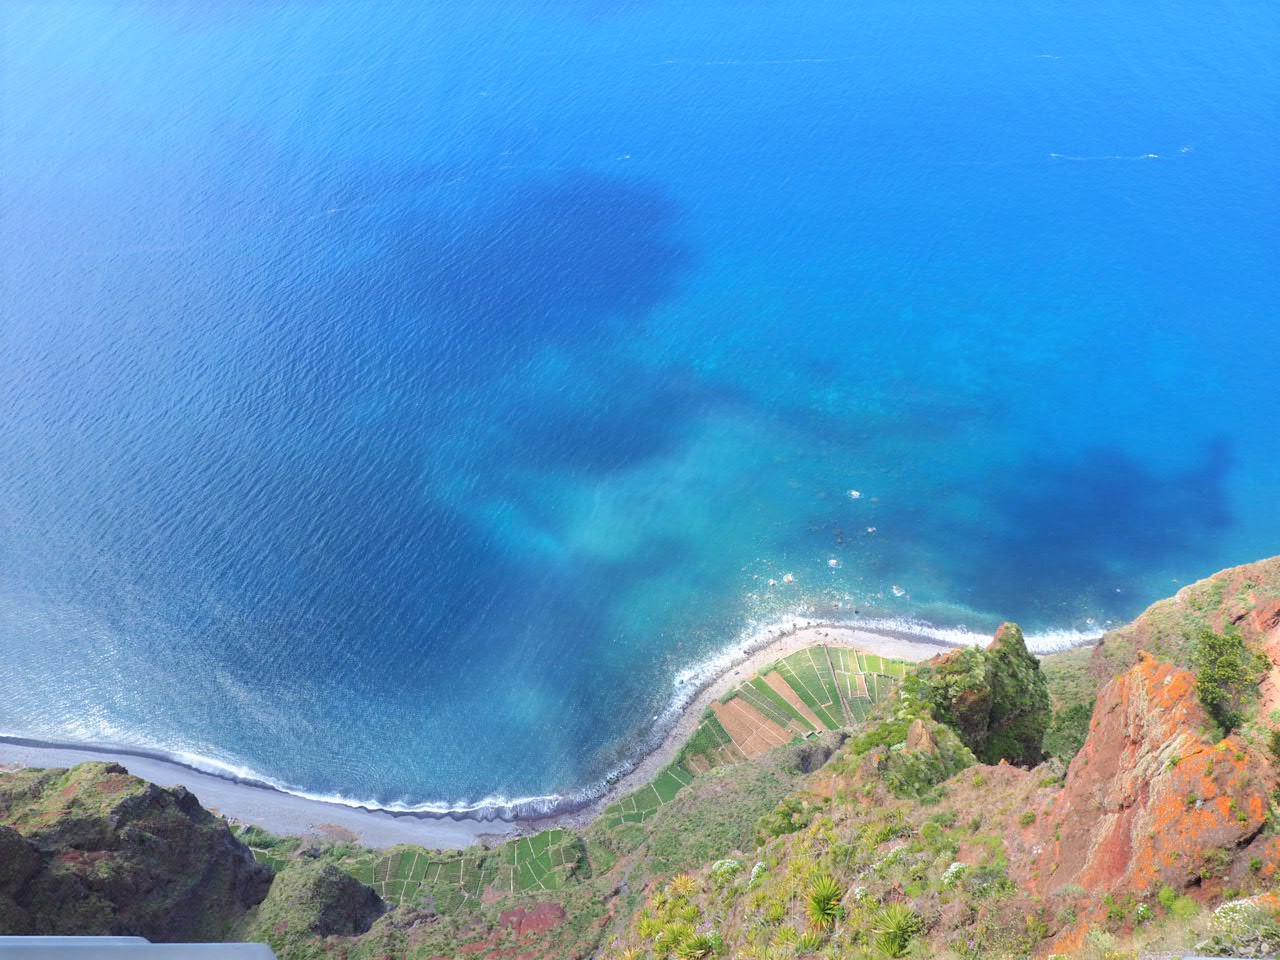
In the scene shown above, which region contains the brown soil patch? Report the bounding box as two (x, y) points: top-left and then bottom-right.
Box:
(763, 672), (823, 729)
(711, 698), (791, 758)
(500, 903), (565, 936)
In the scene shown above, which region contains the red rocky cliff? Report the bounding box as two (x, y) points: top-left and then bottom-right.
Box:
(1033, 653), (1273, 898)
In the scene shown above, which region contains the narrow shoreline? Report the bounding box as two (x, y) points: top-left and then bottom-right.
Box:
(0, 620), (968, 850)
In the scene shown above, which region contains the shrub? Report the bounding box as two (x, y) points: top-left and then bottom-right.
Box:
(710, 858), (742, 888)
(1205, 899), (1280, 957)
(941, 861), (967, 888)
(797, 929), (825, 952)
(1191, 627), (1269, 734)
(754, 796), (817, 844)
(773, 925), (798, 946)
(1018, 811), (1037, 826)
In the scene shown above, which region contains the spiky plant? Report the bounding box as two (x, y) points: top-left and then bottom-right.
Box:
(797, 929), (825, 952)
(637, 916), (663, 940)
(871, 903), (923, 958)
(657, 921), (695, 950)
(668, 873), (697, 899)
(806, 874), (843, 929)
(676, 933), (716, 960)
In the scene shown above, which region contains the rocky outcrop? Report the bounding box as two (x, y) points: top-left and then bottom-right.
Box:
(0, 762), (273, 939)
(905, 622), (1050, 766)
(1032, 653), (1271, 897)
(242, 861), (385, 947)
(1090, 556), (1280, 684)
(840, 715), (976, 799)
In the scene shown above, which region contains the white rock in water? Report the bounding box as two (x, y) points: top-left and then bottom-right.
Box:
(847, 489), (862, 500)
(891, 584), (906, 597)
(828, 558), (840, 568)
(782, 573), (795, 584)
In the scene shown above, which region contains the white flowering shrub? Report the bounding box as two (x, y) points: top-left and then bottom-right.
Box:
(1202, 897), (1280, 956)
(710, 858), (742, 887)
(1211, 899), (1265, 938)
(941, 862), (967, 888)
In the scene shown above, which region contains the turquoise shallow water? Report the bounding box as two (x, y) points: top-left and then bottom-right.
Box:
(1, 0), (1277, 812)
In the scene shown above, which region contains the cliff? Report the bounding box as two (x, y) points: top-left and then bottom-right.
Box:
(0, 762), (272, 940)
(4, 557), (1280, 959)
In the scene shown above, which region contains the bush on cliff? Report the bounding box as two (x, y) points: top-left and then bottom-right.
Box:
(903, 622), (1051, 766)
(1191, 626), (1269, 735)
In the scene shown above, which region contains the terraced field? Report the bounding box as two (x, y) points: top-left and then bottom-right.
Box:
(600, 645), (906, 830)
(302, 828), (586, 910)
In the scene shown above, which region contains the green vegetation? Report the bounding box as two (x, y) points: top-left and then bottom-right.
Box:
(871, 903), (923, 958)
(238, 861), (383, 956)
(1191, 626), (1269, 734)
(902, 623), (1050, 766)
(499, 828), (585, 893)
(0, 763), (272, 942)
(805, 873), (843, 928)
(1041, 643), (1100, 763)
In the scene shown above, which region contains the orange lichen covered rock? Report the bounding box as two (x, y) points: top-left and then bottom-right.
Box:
(1034, 652), (1270, 897)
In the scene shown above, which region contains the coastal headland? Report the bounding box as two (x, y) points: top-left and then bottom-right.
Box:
(0, 621), (961, 850)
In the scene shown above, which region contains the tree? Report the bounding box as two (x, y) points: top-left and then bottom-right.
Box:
(1191, 627), (1269, 735)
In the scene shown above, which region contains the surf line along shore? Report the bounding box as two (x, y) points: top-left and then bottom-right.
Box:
(0, 622), (962, 850)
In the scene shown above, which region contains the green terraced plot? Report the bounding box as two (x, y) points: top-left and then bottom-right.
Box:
(597, 645), (908, 837)
(497, 828), (584, 893)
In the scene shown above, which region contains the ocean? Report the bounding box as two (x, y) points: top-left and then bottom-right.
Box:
(1, 0), (1276, 814)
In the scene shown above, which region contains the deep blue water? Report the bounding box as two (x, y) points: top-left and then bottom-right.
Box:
(2, 0), (1277, 811)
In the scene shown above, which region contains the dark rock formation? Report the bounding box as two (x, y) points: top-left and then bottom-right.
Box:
(0, 761), (273, 940)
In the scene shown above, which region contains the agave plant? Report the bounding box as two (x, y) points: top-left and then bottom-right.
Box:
(668, 873), (697, 899)
(806, 874), (844, 929)
(797, 929), (825, 952)
(636, 916), (663, 941)
(676, 933), (717, 960)
(871, 903), (924, 958)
